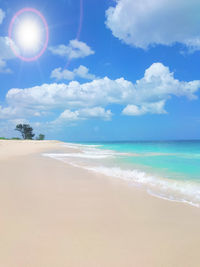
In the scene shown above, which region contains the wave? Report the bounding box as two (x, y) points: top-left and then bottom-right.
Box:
(43, 142), (200, 208)
(84, 166), (200, 207)
(60, 142), (132, 158)
(63, 143), (200, 159)
(62, 142), (102, 149)
(43, 152), (113, 159)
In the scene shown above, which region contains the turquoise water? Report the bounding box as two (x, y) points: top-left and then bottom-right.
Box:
(45, 140), (200, 207)
(85, 141), (200, 182)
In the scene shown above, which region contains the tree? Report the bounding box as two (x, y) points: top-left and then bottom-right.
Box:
(15, 124), (35, 140)
(36, 134), (45, 140)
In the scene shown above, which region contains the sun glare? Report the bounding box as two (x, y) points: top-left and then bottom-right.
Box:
(16, 19), (41, 52)
(9, 8), (49, 61)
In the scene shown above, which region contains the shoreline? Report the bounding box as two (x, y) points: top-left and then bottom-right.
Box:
(44, 141), (200, 208)
(0, 140), (200, 266)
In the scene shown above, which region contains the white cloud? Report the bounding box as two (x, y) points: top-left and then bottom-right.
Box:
(122, 101), (166, 116)
(0, 9), (5, 24)
(51, 68), (74, 80)
(51, 65), (96, 81)
(59, 109), (79, 121)
(55, 107), (112, 123)
(49, 39), (95, 59)
(80, 107), (112, 120)
(74, 65), (96, 80)
(106, 0), (200, 51)
(3, 63), (200, 121)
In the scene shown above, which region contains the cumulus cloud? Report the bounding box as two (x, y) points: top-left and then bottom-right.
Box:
(51, 68), (74, 80)
(106, 0), (200, 51)
(49, 39), (95, 59)
(74, 65), (96, 80)
(0, 9), (5, 24)
(122, 101), (166, 116)
(80, 107), (112, 120)
(2, 62), (200, 122)
(55, 107), (112, 123)
(59, 109), (79, 121)
(51, 65), (96, 81)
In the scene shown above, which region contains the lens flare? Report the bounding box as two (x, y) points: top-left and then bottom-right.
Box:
(9, 7), (49, 62)
(16, 19), (41, 52)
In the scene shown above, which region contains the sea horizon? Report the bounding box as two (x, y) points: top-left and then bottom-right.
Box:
(62, 139), (200, 144)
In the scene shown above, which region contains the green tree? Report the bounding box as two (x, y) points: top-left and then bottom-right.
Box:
(15, 124), (35, 140)
(36, 134), (45, 140)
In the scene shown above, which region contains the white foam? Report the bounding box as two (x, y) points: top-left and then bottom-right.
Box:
(62, 142), (132, 157)
(43, 152), (112, 159)
(84, 165), (200, 207)
(147, 189), (200, 208)
(63, 142), (101, 149)
(43, 143), (200, 208)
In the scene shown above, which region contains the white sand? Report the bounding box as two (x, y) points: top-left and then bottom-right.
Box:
(0, 140), (200, 267)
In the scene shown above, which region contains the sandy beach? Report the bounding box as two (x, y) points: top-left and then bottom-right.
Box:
(0, 140), (200, 267)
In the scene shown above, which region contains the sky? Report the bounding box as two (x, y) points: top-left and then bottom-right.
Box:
(0, 0), (200, 141)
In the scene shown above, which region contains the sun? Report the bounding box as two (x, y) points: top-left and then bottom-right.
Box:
(9, 8), (49, 61)
(16, 19), (41, 52)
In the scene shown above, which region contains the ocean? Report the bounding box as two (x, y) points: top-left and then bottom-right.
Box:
(44, 140), (200, 207)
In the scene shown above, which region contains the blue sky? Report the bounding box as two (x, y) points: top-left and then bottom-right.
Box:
(0, 0), (200, 141)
